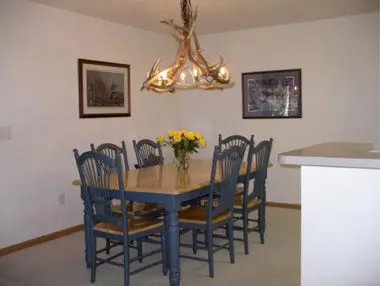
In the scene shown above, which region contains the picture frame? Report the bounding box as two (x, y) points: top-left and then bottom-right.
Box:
(242, 69), (302, 119)
(78, 59), (131, 118)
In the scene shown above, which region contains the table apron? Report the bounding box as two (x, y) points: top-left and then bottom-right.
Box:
(126, 186), (210, 211)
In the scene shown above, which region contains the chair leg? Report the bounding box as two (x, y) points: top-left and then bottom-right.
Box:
(243, 211), (249, 255)
(123, 238), (130, 286)
(262, 199), (267, 233)
(83, 208), (91, 269)
(261, 194), (267, 233)
(137, 239), (143, 263)
(161, 231), (168, 275)
(207, 230), (214, 278)
(227, 220), (235, 264)
(258, 205), (265, 244)
(105, 238), (111, 254)
(90, 235), (97, 283)
(192, 230), (198, 254)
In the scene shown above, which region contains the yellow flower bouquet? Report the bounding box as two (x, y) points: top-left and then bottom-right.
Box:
(157, 129), (206, 170)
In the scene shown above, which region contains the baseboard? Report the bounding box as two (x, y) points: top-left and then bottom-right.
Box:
(266, 201), (301, 210)
(0, 224), (84, 257)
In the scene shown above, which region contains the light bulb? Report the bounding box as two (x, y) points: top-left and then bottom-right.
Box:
(220, 67), (226, 75)
(294, 86), (298, 91)
(180, 72), (186, 81)
(193, 68), (198, 76)
(160, 70), (168, 80)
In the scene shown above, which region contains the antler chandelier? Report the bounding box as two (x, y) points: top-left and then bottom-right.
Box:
(141, 0), (235, 93)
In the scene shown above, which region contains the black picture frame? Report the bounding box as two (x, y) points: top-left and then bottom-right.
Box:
(242, 69), (302, 119)
(78, 59), (131, 119)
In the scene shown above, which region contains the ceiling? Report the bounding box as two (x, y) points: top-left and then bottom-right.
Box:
(29, 0), (379, 35)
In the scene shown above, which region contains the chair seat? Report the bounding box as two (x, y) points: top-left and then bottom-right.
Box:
(178, 207), (231, 225)
(112, 202), (164, 216)
(94, 217), (163, 236)
(233, 195), (262, 209)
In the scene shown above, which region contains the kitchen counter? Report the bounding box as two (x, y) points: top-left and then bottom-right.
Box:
(278, 141), (380, 286)
(278, 142), (380, 169)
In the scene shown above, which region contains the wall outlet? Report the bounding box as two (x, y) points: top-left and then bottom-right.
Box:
(0, 126), (12, 141)
(58, 193), (66, 205)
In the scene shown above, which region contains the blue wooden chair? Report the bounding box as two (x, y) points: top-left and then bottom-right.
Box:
(132, 139), (165, 218)
(233, 138), (273, 254)
(133, 139), (164, 169)
(73, 149), (167, 286)
(90, 141), (130, 171)
(198, 134), (253, 207)
(178, 145), (246, 278)
(218, 134), (254, 195)
(92, 141), (164, 219)
(90, 141), (137, 255)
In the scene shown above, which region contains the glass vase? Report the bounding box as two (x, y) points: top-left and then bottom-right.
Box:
(175, 150), (190, 171)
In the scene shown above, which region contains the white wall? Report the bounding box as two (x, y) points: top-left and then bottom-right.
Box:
(0, 0), (178, 248)
(178, 13), (379, 204)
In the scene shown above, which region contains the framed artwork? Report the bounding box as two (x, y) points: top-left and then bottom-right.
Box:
(78, 59), (131, 118)
(242, 69), (302, 119)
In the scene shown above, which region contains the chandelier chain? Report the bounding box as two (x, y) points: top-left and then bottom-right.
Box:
(181, 0), (193, 30)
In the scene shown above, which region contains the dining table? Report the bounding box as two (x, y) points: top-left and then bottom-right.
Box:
(71, 159), (260, 286)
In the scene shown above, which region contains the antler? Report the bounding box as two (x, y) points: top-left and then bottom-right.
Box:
(161, 19), (186, 42)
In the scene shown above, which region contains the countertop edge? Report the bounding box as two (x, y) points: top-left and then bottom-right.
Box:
(278, 142), (380, 169)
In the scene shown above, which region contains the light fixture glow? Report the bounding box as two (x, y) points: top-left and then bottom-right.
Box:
(141, 0), (235, 93)
(160, 70), (168, 80)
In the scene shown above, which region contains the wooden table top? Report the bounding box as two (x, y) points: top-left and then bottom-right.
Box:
(72, 159), (263, 195)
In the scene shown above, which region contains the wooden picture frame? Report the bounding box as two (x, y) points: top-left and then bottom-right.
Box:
(242, 69), (302, 119)
(78, 59), (131, 118)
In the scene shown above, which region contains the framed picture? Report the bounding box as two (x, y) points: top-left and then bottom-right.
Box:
(78, 59), (131, 118)
(242, 69), (302, 119)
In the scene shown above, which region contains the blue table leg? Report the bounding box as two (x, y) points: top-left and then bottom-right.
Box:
(164, 212), (171, 270)
(167, 209), (181, 286)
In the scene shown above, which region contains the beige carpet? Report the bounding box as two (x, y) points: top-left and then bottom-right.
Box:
(0, 207), (300, 286)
